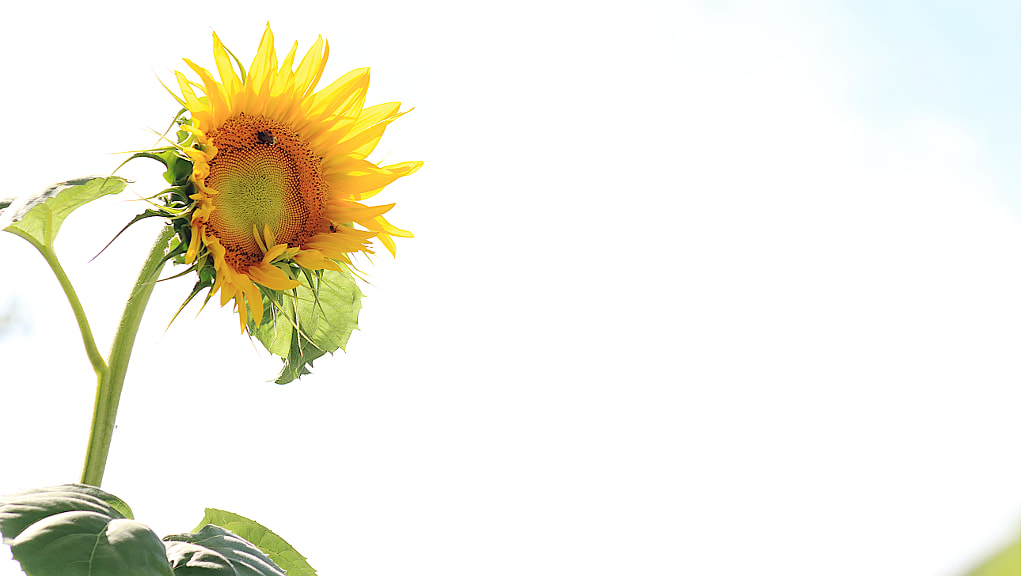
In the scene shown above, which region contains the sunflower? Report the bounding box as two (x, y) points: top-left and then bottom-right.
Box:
(169, 25), (420, 333)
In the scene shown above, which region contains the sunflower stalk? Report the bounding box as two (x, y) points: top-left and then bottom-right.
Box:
(81, 225), (175, 487)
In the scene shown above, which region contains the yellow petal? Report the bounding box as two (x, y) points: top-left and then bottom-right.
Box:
(325, 159), (423, 200)
(239, 275), (264, 327)
(184, 59), (230, 127)
(293, 249), (343, 272)
(371, 213), (413, 237)
(249, 25), (277, 89)
(295, 36), (327, 98)
(325, 201), (395, 230)
(235, 294), (248, 333)
(263, 243), (290, 263)
(219, 281), (236, 307)
(377, 233), (397, 257)
(185, 224), (203, 263)
(262, 224), (277, 250)
(273, 41), (299, 95)
(308, 227), (375, 245)
(212, 31), (243, 94)
(338, 107), (409, 159)
(308, 67), (368, 119)
(248, 262), (302, 290)
(175, 71), (210, 128)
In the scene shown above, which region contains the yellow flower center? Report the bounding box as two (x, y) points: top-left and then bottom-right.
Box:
(204, 114), (327, 271)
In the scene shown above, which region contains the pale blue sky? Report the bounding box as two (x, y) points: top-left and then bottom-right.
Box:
(842, 0), (1020, 215)
(667, 0), (1020, 215)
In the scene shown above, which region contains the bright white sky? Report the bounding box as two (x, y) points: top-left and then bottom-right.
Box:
(0, 1), (1020, 575)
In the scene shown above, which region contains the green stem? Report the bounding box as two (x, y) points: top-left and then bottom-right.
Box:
(81, 225), (174, 487)
(34, 243), (108, 378)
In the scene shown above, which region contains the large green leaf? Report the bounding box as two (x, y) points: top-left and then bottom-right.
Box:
(0, 485), (169, 576)
(191, 510), (316, 576)
(252, 267), (363, 384)
(1, 485), (309, 576)
(164, 526), (286, 576)
(0, 177), (128, 250)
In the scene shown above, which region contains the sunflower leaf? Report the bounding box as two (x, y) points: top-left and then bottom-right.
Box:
(0, 177), (128, 250)
(189, 509), (316, 576)
(0, 484), (169, 576)
(1, 485), (309, 576)
(164, 525), (288, 576)
(251, 267), (362, 384)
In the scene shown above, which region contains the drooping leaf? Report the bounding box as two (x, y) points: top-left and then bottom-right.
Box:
(164, 525), (286, 576)
(192, 509), (316, 576)
(0, 485), (170, 576)
(0, 177), (128, 250)
(251, 267), (362, 384)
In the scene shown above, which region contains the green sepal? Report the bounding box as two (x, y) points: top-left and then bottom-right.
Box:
(0, 177), (128, 250)
(250, 267), (363, 384)
(110, 146), (195, 268)
(190, 509), (316, 576)
(91, 208), (177, 263)
(127, 150), (194, 187)
(166, 261), (216, 327)
(159, 232), (190, 267)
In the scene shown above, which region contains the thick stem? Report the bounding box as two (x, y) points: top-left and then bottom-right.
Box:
(81, 225), (175, 487)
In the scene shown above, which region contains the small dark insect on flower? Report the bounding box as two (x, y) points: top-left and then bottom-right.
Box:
(257, 130), (276, 145)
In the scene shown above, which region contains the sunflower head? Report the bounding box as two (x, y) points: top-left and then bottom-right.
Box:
(145, 24), (420, 382)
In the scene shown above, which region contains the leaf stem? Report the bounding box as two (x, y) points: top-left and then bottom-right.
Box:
(31, 240), (108, 378)
(81, 225), (175, 487)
